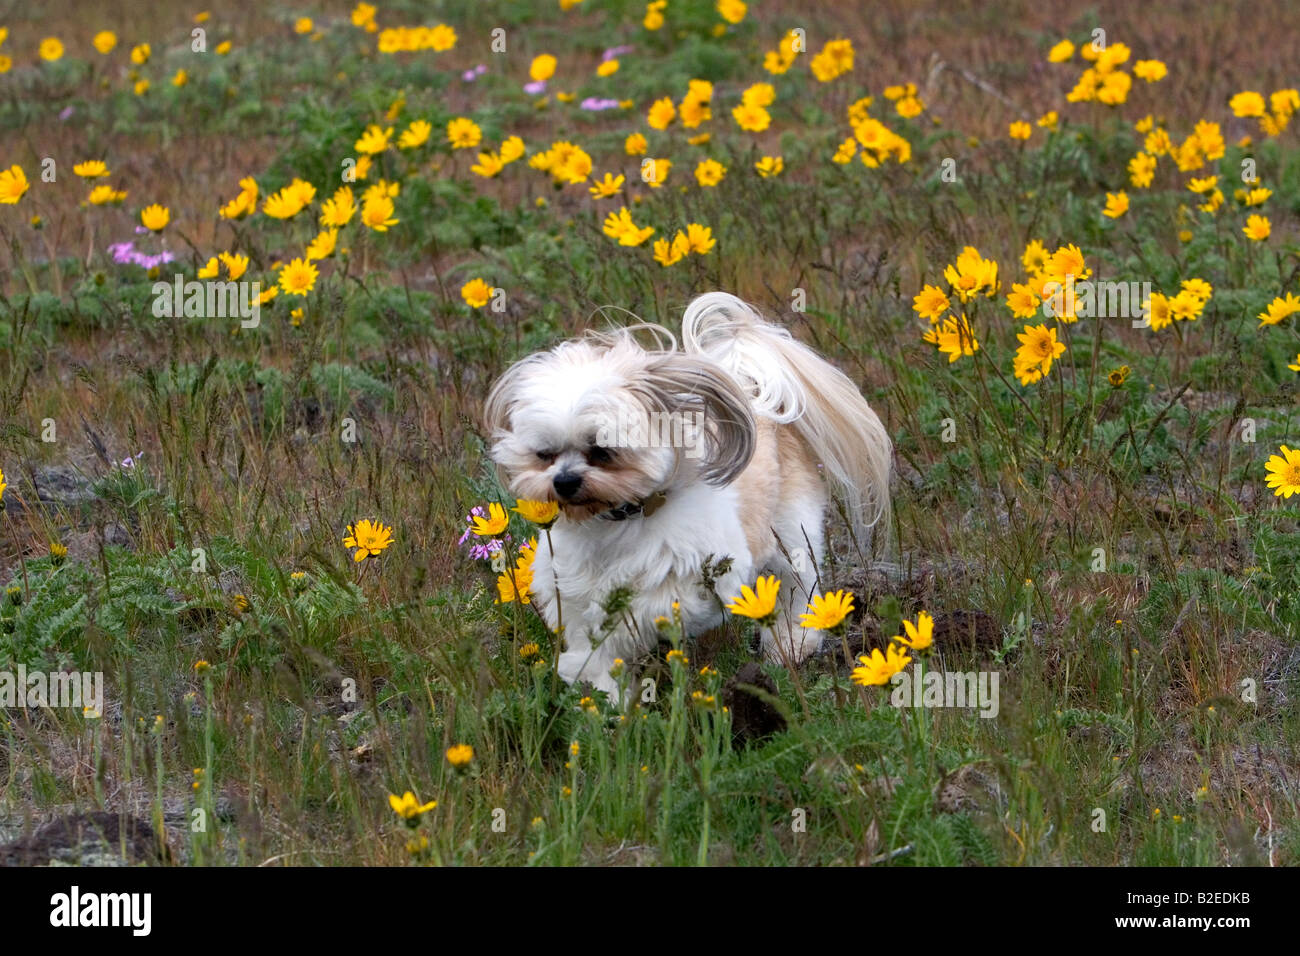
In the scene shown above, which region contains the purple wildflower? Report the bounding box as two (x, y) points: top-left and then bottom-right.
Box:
(602, 45), (633, 61)
(524, 80), (547, 95)
(580, 98), (620, 112)
(458, 506), (511, 561)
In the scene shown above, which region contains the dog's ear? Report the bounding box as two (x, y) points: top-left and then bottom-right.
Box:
(483, 352), (538, 439)
(635, 353), (756, 485)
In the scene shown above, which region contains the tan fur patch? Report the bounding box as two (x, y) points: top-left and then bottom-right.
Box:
(733, 422), (822, 559)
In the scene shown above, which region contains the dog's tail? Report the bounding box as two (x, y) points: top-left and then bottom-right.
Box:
(681, 292), (892, 536)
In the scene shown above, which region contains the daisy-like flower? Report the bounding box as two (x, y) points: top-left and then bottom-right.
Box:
(944, 246), (999, 301)
(1014, 323), (1066, 385)
(1145, 291), (1174, 331)
(1242, 214), (1271, 241)
(496, 564), (533, 604)
(461, 278), (493, 308)
(809, 37), (854, 82)
(512, 499), (559, 527)
(1046, 243), (1090, 282)
(654, 232), (690, 267)
(130, 42), (150, 64)
(602, 207), (655, 246)
(725, 575), (781, 624)
(679, 94), (711, 128)
(447, 117), (482, 149)
(1264, 446), (1300, 498)
(354, 124), (392, 155)
(731, 102), (771, 131)
(388, 791), (436, 819)
(912, 284), (950, 321)
(717, 0), (747, 23)
(1009, 121), (1032, 140)
(305, 229), (338, 261)
(640, 157), (670, 188)
(1005, 283), (1041, 319)
(92, 31), (117, 54)
(684, 222), (715, 255)
(1133, 59), (1167, 82)
(74, 160), (110, 179)
(0, 466), (6, 509)
(361, 193), (399, 231)
(922, 314), (980, 363)
(471, 502), (509, 535)
(500, 136), (526, 164)
(140, 204), (170, 232)
(851, 644), (912, 686)
(1022, 240), (1050, 275)
(647, 97), (676, 130)
(529, 53), (557, 82)
(397, 119), (431, 149)
(1103, 191), (1129, 218)
(286, 178), (318, 209)
(87, 185), (127, 205)
(445, 744), (474, 767)
(799, 590), (855, 631)
(1170, 288), (1207, 321)
(625, 132), (648, 156)
(343, 518), (394, 561)
(1258, 292), (1300, 327)
(891, 610), (934, 651)
(320, 186), (356, 227)
(263, 188), (306, 220)
(0, 165), (31, 204)
(588, 172), (624, 198)
(755, 155), (784, 177)
(39, 37), (65, 61)
(1047, 39), (1074, 63)
(1128, 151), (1157, 188)
(1230, 91), (1266, 118)
(471, 151), (504, 178)
(219, 177), (258, 220)
(220, 251), (250, 280)
(694, 158), (726, 187)
(278, 257), (319, 296)
(198, 257), (219, 279)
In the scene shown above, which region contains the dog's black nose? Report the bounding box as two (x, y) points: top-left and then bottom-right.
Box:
(552, 472), (583, 499)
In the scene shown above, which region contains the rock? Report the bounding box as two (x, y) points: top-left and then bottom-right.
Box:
(934, 763), (1002, 814)
(32, 466), (98, 508)
(0, 812), (170, 866)
(103, 523), (134, 549)
(723, 662), (786, 744)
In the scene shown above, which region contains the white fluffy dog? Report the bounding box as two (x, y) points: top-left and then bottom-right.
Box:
(484, 292), (892, 700)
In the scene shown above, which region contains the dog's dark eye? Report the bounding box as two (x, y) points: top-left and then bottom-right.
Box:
(536, 450), (558, 464)
(586, 445), (613, 465)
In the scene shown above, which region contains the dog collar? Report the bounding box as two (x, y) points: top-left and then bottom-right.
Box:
(600, 491), (667, 522)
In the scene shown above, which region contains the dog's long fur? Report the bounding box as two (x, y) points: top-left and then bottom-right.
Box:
(484, 292), (892, 700)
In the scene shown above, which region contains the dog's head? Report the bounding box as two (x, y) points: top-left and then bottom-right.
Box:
(484, 327), (755, 520)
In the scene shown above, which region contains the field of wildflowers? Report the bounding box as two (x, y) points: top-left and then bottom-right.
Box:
(0, 0), (1298, 868)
